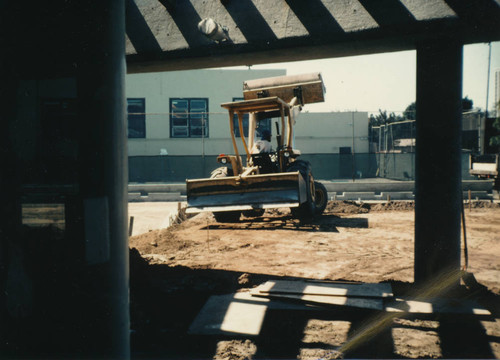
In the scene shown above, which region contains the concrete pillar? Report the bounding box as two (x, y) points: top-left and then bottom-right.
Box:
(414, 41), (463, 287)
(0, 66), (20, 235)
(0, 57), (25, 332)
(76, 0), (129, 357)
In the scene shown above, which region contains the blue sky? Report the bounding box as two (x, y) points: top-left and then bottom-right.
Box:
(225, 41), (500, 115)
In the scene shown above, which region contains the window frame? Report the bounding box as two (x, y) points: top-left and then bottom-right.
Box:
(170, 98), (209, 138)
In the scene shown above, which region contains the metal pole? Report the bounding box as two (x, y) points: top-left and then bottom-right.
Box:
(378, 126), (381, 153)
(352, 112), (355, 181)
(468, 189), (472, 212)
(411, 120), (414, 179)
(385, 124), (388, 152)
(415, 40), (462, 288)
(378, 126), (382, 176)
(482, 42), (492, 154)
(202, 116), (206, 176)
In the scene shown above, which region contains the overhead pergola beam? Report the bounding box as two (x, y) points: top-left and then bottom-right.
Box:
(6, 0), (499, 76)
(124, 0), (500, 72)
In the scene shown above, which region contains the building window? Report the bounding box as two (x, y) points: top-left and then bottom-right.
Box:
(170, 98), (208, 138)
(127, 98), (145, 138)
(232, 97), (271, 138)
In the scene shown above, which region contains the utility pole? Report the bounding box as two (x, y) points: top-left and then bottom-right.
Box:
(482, 42), (492, 154)
(352, 112), (355, 182)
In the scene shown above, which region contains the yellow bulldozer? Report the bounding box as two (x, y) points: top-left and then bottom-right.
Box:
(185, 72), (328, 222)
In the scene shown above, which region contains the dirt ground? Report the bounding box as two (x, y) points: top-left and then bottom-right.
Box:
(129, 201), (500, 359)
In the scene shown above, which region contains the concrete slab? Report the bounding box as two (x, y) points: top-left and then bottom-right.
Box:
(147, 193), (184, 201)
(127, 179), (494, 202)
(323, 179), (493, 193)
(129, 193), (186, 202)
(334, 192), (376, 201)
(127, 202), (185, 236)
(463, 191), (493, 200)
(128, 183), (186, 193)
(128, 192), (146, 202)
(377, 192), (415, 200)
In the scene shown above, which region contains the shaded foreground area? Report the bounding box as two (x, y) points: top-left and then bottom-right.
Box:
(129, 201), (500, 359)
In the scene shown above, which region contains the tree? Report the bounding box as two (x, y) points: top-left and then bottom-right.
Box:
(403, 102), (416, 120)
(462, 96), (473, 111)
(369, 109), (403, 127)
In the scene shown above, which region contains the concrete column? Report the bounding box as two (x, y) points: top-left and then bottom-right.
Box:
(414, 41), (463, 287)
(0, 67), (20, 233)
(76, 0), (129, 357)
(0, 57), (25, 329)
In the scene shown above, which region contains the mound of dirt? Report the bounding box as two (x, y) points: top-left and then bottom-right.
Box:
(325, 200), (370, 214)
(129, 226), (179, 256)
(466, 200), (500, 209)
(264, 208), (290, 216)
(214, 340), (257, 360)
(370, 201), (415, 211)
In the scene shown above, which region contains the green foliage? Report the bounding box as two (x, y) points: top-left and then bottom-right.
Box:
(403, 102), (416, 120)
(462, 96), (474, 111)
(490, 136), (500, 146)
(369, 109), (403, 127)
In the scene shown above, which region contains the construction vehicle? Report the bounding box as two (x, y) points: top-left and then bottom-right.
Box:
(469, 153), (500, 191)
(185, 72), (328, 222)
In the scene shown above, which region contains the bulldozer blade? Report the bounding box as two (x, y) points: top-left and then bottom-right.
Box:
(186, 172), (306, 213)
(243, 72), (325, 105)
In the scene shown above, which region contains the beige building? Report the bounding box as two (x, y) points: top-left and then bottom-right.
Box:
(125, 69), (369, 158)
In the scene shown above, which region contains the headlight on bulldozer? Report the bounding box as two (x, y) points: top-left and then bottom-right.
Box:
(217, 154), (228, 164)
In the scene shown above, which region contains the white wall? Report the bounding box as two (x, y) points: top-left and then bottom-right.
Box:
(294, 112), (369, 154)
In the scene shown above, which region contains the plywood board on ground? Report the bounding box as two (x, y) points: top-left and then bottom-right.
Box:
(188, 292), (318, 336)
(251, 292), (384, 311)
(253, 280), (393, 298)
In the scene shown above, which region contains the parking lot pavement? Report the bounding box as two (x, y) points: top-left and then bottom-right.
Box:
(128, 202), (186, 237)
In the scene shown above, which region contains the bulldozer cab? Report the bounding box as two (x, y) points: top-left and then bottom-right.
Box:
(220, 97), (293, 176)
(219, 72), (325, 177)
